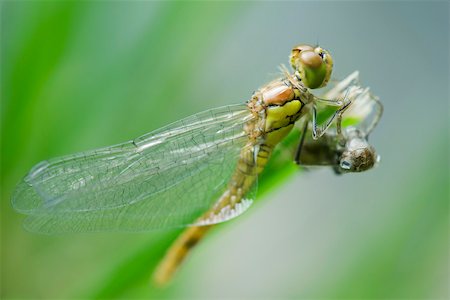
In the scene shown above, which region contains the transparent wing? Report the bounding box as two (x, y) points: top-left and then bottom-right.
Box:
(12, 104), (255, 233)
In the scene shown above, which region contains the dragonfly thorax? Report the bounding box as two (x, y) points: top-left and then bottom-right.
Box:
(250, 80), (305, 147)
(260, 80), (295, 106)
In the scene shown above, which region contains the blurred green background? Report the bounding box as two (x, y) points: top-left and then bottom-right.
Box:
(1, 1), (448, 299)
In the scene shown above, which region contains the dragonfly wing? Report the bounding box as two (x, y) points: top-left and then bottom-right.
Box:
(192, 150), (258, 227)
(12, 142), (138, 213)
(12, 104), (255, 233)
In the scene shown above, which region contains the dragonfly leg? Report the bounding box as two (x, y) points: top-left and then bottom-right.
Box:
(313, 96), (343, 107)
(311, 99), (352, 140)
(335, 103), (349, 146)
(294, 121), (309, 164)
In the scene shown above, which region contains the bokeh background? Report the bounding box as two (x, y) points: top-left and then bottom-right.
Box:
(1, 1), (448, 299)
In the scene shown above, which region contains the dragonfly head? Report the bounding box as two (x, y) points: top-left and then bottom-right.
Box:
(290, 44), (333, 89)
(338, 130), (378, 173)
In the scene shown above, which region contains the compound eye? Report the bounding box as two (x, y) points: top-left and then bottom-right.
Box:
(290, 44), (333, 89)
(292, 44), (314, 53)
(299, 50), (323, 69)
(290, 44), (314, 70)
(314, 47), (326, 59)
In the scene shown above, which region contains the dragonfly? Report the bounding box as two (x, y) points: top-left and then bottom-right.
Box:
(12, 44), (374, 285)
(152, 71), (383, 285)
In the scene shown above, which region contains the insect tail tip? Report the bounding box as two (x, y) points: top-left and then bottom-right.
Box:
(151, 267), (172, 288)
